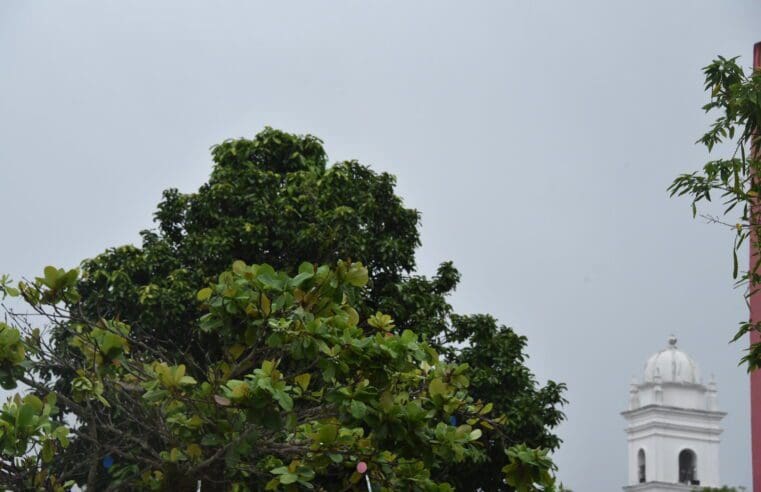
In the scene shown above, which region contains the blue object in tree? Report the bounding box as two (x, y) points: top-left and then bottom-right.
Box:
(102, 454), (114, 469)
(449, 416), (457, 426)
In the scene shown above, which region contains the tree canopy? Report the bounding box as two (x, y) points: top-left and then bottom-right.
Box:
(0, 128), (565, 490)
(669, 55), (761, 369)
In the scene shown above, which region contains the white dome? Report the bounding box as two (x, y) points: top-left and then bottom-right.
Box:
(643, 335), (701, 384)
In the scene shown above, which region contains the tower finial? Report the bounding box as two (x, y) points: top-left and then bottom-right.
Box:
(668, 335), (677, 348)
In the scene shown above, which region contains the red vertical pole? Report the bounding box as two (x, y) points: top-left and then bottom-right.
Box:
(751, 40), (761, 492)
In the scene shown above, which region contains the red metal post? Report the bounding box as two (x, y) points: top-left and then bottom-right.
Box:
(751, 40), (761, 492)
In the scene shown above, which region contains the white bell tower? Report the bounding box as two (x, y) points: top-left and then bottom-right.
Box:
(622, 336), (725, 491)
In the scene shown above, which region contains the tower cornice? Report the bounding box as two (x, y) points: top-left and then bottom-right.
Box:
(621, 403), (726, 419)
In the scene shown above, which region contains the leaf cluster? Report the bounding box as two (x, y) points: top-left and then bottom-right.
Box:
(0, 260), (554, 491)
(669, 55), (761, 369)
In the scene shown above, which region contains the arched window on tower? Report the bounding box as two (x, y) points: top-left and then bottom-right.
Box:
(637, 449), (646, 483)
(678, 449), (698, 485)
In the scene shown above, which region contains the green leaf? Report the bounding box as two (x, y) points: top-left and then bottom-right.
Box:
(298, 262), (315, 275)
(179, 376), (197, 386)
(258, 273), (284, 291)
(400, 330), (417, 345)
(318, 424), (337, 444)
(232, 260), (247, 274)
(186, 443), (202, 460)
(327, 453), (343, 463)
(260, 293), (271, 316)
(53, 426), (69, 447)
(197, 288), (213, 302)
(168, 447), (185, 462)
(291, 270), (313, 287)
(479, 402), (493, 415)
(379, 391), (394, 413)
(100, 332), (126, 357)
(23, 394), (43, 413)
(428, 378), (447, 398)
(261, 360), (275, 375)
(143, 389), (168, 402)
(280, 473), (299, 484)
(345, 307), (359, 327)
(43, 266), (59, 288)
(405, 400), (425, 421)
(228, 344), (245, 360)
(16, 402), (37, 429)
(350, 400), (367, 419)
(275, 392), (293, 412)
(345, 263), (368, 287)
(41, 440), (54, 462)
(294, 373), (311, 392)
(44, 391), (56, 408)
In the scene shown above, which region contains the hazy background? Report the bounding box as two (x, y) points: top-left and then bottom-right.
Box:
(1, 1), (759, 489)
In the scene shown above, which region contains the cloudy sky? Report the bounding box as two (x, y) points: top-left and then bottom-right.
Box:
(1, 1), (760, 489)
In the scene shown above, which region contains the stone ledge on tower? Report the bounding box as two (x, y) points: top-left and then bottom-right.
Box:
(623, 481), (702, 491)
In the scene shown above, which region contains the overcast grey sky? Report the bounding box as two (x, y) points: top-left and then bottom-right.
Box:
(1, 1), (760, 489)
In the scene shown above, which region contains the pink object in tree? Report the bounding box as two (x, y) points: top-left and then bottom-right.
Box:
(356, 461), (368, 474)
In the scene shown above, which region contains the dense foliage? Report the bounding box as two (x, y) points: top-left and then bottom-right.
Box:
(669, 55), (761, 369)
(0, 128), (565, 490)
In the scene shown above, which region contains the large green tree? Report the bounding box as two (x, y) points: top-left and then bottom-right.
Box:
(1, 128), (565, 490)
